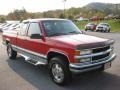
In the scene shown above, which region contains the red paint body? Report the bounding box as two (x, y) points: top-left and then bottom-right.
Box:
(2, 19), (108, 63)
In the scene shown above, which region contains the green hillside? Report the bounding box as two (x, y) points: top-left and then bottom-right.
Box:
(84, 2), (120, 15)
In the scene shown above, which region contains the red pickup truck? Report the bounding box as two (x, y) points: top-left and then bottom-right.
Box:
(2, 18), (116, 85)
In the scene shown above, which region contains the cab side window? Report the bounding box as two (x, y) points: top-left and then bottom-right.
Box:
(28, 23), (41, 36)
(19, 22), (29, 36)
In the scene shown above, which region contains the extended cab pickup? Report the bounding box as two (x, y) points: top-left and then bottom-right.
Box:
(2, 18), (116, 85)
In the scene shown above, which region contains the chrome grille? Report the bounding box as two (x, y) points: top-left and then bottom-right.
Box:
(92, 53), (110, 61)
(92, 46), (110, 53)
(92, 46), (110, 61)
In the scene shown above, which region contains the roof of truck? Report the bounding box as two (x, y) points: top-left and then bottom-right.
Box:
(23, 18), (69, 23)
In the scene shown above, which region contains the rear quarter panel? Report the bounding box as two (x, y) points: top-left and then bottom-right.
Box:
(2, 30), (18, 45)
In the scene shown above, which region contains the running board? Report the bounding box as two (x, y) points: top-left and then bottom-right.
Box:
(26, 59), (46, 66)
(19, 53), (46, 66)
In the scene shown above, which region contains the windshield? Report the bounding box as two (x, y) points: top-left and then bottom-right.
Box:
(100, 23), (109, 26)
(42, 20), (82, 36)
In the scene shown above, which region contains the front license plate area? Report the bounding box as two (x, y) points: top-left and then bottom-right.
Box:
(104, 62), (111, 69)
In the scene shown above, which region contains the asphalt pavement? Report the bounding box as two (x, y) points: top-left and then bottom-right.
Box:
(0, 32), (120, 90)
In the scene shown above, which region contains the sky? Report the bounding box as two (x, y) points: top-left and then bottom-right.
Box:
(0, 0), (120, 15)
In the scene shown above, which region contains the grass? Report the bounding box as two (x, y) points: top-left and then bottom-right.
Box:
(75, 20), (120, 32)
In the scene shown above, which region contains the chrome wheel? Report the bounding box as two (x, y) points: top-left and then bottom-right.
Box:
(52, 63), (64, 83)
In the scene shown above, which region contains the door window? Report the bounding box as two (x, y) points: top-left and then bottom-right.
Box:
(19, 22), (29, 36)
(28, 23), (41, 36)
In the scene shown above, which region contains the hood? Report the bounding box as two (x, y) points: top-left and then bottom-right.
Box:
(49, 34), (114, 49)
(97, 25), (109, 28)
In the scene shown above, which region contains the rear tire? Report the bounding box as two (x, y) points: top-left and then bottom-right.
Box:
(7, 43), (17, 59)
(49, 56), (71, 85)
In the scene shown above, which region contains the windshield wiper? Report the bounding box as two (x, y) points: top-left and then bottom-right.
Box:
(49, 33), (65, 36)
(49, 31), (80, 36)
(68, 31), (80, 34)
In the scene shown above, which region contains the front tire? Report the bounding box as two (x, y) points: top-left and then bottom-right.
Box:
(49, 56), (71, 85)
(7, 43), (17, 59)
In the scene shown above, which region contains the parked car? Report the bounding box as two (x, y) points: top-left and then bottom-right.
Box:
(2, 18), (116, 85)
(7, 23), (20, 30)
(85, 23), (97, 31)
(0, 23), (12, 32)
(0, 23), (7, 32)
(3, 23), (19, 31)
(12, 23), (21, 30)
(96, 23), (110, 32)
(0, 23), (20, 32)
(90, 16), (103, 21)
(75, 17), (89, 21)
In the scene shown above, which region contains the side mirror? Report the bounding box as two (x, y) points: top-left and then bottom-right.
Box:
(30, 34), (43, 39)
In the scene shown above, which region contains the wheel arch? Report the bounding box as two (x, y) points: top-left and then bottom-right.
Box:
(47, 51), (70, 65)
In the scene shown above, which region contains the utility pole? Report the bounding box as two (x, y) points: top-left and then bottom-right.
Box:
(63, 0), (66, 18)
(115, 4), (118, 15)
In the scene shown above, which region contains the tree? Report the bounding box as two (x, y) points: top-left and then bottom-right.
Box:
(59, 13), (65, 18)
(6, 9), (29, 21)
(0, 16), (6, 23)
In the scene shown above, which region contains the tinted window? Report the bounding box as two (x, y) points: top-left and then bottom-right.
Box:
(20, 23), (29, 36)
(28, 23), (41, 36)
(43, 20), (81, 36)
(101, 24), (109, 26)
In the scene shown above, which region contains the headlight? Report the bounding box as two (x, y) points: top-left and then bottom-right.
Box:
(74, 49), (92, 63)
(80, 49), (92, 55)
(75, 49), (92, 56)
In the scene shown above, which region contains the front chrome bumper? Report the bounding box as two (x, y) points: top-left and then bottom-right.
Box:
(69, 53), (116, 73)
